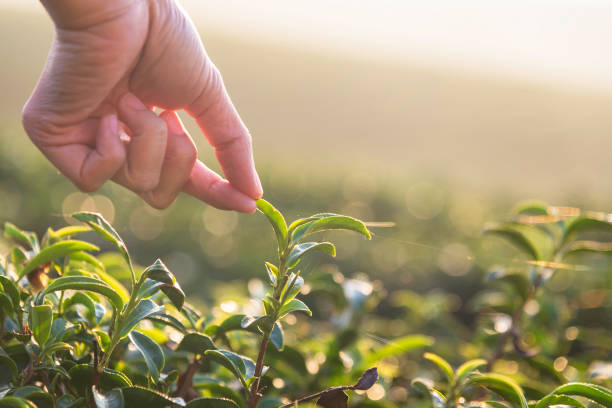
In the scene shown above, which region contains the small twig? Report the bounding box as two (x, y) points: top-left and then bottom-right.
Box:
(279, 386), (352, 408)
(248, 334), (270, 408)
(174, 357), (202, 401)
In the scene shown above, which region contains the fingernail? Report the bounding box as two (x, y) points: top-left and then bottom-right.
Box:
(164, 111), (184, 134)
(122, 93), (146, 110)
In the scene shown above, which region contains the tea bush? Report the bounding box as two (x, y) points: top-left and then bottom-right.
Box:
(0, 199), (611, 407)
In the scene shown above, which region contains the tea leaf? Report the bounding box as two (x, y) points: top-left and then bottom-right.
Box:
(366, 335), (434, 365)
(484, 223), (553, 261)
(468, 374), (528, 408)
(291, 214), (371, 243)
(129, 330), (165, 382)
(455, 359), (487, 385)
(278, 299), (311, 319)
(536, 382), (612, 407)
(287, 242), (335, 267)
(30, 305), (53, 346)
(92, 386), (124, 408)
(185, 398), (239, 408)
(19, 240), (99, 278)
(119, 299), (164, 338)
(0, 276), (21, 309)
(270, 322), (284, 351)
(72, 212), (133, 280)
(37, 276), (124, 311)
(256, 199), (288, 249)
(4, 222), (38, 251)
(205, 349), (255, 388)
(0, 355), (18, 386)
(0, 397), (37, 408)
(411, 378), (446, 408)
(176, 332), (216, 355)
(562, 216), (612, 246)
(121, 386), (185, 407)
(424, 352), (454, 385)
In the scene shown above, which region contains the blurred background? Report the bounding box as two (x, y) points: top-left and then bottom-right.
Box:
(1, 0), (611, 402)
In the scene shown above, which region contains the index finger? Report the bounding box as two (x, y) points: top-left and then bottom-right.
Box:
(186, 64), (263, 200)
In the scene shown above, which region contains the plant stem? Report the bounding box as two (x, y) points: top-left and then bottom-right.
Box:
(278, 386), (352, 408)
(487, 270), (545, 370)
(248, 256), (287, 408)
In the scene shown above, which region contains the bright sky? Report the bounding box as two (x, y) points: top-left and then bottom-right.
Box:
(4, 0), (612, 93)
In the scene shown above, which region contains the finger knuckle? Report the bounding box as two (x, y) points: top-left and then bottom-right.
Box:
(130, 175), (159, 193)
(74, 177), (102, 193)
(148, 194), (176, 210)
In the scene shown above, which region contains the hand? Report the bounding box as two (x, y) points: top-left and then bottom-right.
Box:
(22, 0), (262, 213)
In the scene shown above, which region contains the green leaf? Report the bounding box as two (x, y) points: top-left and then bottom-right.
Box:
(44, 341), (73, 356)
(0, 276), (21, 309)
(562, 216), (612, 246)
(70, 250), (105, 270)
(128, 330), (165, 382)
(0, 355), (18, 386)
(72, 212), (132, 278)
(535, 394), (586, 408)
(176, 332), (216, 355)
(37, 276), (123, 311)
(484, 223), (553, 261)
(411, 378), (446, 408)
(536, 382), (612, 408)
(54, 225), (92, 238)
(19, 240), (99, 278)
(468, 374), (528, 408)
(121, 386), (185, 408)
(92, 387), (124, 408)
(185, 398), (239, 408)
(68, 364), (132, 394)
(290, 214), (371, 243)
(280, 273), (303, 304)
(278, 299), (311, 318)
(205, 350), (255, 388)
(256, 199), (288, 249)
(63, 292), (98, 323)
(487, 268), (531, 301)
(139, 259), (185, 310)
(265, 262), (278, 286)
(455, 359), (487, 385)
(287, 242), (335, 267)
(10, 388), (54, 408)
(4, 222), (38, 251)
(563, 240), (612, 258)
(30, 305), (53, 346)
(148, 313), (187, 333)
(512, 200), (549, 216)
(366, 335), (434, 365)
(0, 292), (14, 316)
(423, 352), (454, 385)
(269, 322), (284, 351)
(56, 395), (78, 408)
(0, 397), (37, 408)
(119, 299), (164, 338)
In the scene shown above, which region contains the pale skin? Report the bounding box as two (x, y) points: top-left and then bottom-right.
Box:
(22, 0), (263, 213)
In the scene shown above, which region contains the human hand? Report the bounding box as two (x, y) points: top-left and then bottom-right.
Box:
(22, 0), (262, 213)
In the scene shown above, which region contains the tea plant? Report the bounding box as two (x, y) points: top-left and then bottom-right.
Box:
(410, 201), (612, 407)
(0, 199), (382, 408)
